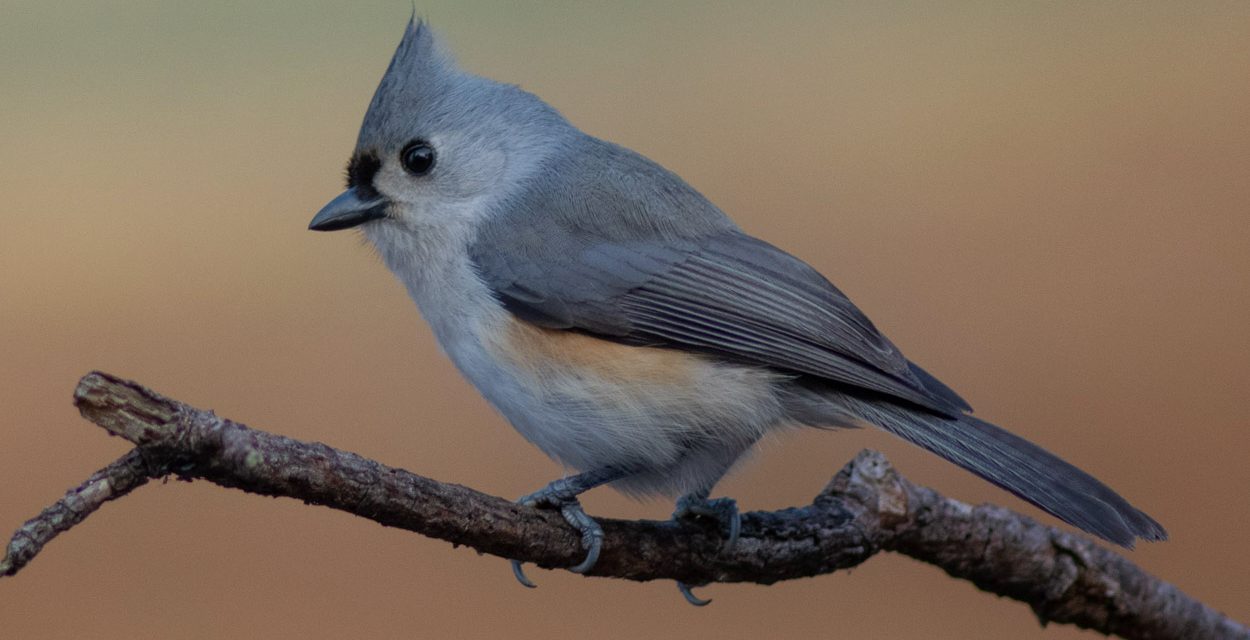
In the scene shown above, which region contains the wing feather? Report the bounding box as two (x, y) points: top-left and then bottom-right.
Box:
(474, 226), (968, 416)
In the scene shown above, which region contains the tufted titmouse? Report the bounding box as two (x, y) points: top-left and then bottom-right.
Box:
(309, 19), (1165, 601)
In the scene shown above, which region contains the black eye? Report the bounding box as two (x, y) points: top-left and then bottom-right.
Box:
(400, 140), (436, 176)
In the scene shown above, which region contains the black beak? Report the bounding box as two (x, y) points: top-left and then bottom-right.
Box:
(308, 189), (389, 231)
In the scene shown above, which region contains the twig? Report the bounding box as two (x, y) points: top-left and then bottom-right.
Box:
(3, 371), (1245, 640)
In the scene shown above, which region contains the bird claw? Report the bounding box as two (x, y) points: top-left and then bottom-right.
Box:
(510, 559), (537, 588)
(677, 581), (712, 607)
(561, 500), (604, 574)
(509, 486), (604, 587)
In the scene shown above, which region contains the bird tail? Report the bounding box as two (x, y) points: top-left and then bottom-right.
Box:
(784, 385), (1167, 546)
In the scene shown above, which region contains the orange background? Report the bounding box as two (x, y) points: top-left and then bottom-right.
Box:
(2, 2), (1248, 638)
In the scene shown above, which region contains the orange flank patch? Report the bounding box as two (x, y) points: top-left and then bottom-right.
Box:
(492, 316), (701, 386)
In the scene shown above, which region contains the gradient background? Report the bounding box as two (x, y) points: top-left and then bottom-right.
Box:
(2, 2), (1248, 638)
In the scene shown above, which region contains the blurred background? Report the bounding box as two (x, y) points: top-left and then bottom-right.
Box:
(2, 1), (1248, 638)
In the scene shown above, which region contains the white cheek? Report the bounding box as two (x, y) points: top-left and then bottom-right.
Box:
(372, 150), (506, 227)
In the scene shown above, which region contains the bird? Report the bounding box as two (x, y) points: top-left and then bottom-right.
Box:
(309, 18), (1165, 604)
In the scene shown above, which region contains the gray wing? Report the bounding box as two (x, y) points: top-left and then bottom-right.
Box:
(472, 227), (971, 417)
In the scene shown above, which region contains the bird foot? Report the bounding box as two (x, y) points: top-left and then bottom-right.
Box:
(672, 493), (741, 554)
(668, 493), (741, 606)
(510, 479), (605, 588)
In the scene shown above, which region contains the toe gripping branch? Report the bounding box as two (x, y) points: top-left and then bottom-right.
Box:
(508, 482), (745, 607)
(672, 493), (742, 606)
(508, 468), (628, 588)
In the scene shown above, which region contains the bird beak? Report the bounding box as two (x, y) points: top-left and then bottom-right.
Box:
(308, 189), (389, 231)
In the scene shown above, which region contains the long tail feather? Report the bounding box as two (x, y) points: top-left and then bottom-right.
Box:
(786, 385), (1167, 546)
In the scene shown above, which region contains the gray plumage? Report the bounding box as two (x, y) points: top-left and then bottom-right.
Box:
(312, 18), (1165, 558)
(472, 161), (970, 416)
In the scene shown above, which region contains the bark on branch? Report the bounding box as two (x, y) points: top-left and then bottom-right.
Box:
(3, 372), (1244, 639)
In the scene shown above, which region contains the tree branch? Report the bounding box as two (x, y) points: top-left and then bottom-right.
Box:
(3, 372), (1245, 639)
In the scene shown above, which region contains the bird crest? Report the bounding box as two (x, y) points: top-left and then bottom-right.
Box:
(359, 18), (459, 148)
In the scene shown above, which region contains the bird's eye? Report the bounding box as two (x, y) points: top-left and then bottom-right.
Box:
(400, 140), (436, 176)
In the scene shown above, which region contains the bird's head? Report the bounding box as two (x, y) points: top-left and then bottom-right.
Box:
(309, 18), (573, 247)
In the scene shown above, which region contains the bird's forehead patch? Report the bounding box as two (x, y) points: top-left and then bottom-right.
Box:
(345, 152), (382, 198)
